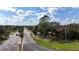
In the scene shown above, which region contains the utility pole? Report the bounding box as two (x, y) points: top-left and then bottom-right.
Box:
(64, 25), (67, 42)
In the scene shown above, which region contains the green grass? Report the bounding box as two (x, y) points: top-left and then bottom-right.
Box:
(35, 37), (79, 51)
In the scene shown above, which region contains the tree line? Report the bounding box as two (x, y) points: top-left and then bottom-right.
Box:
(0, 15), (79, 42)
(0, 26), (24, 42)
(28, 15), (79, 42)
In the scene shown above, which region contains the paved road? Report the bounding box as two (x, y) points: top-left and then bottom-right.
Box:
(22, 28), (53, 51)
(0, 32), (21, 51)
(0, 28), (53, 51)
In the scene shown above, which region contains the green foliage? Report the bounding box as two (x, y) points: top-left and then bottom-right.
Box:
(35, 37), (79, 50)
(31, 15), (79, 42)
(38, 15), (50, 36)
(0, 26), (24, 42)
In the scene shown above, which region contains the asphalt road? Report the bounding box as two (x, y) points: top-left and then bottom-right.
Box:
(0, 28), (53, 51)
(22, 28), (53, 51)
(0, 32), (21, 51)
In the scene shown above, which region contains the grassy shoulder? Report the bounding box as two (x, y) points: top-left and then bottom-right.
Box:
(33, 36), (79, 51)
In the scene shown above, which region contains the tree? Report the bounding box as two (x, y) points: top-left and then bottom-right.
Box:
(38, 15), (50, 37)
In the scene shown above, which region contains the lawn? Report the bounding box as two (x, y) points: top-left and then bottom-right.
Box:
(35, 37), (79, 51)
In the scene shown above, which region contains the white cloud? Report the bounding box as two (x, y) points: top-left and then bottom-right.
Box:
(24, 10), (35, 16)
(16, 9), (25, 16)
(40, 7), (60, 21)
(0, 7), (38, 25)
(0, 7), (60, 25)
(47, 7), (59, 15)
(72, 19), (79, 24)
(40, 7), (59, 15)
(11, 15), (24, 22)
(0, 17), (11, 25)
(0, 15), (25, 25)
(40, 7), (46, 11)
(2, 7), (77, 25)
(0, 17), (6, 23)
(35, 12), (47, 19)
(60, 18), (78, 25)
(0, 7), (45, 25)
(0, 7), (16, 12)
(28, 7), (60, 23)
(16, 9), (36, 16)
(0, 7), (24, 24)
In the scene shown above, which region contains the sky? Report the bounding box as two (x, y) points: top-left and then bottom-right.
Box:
(0, 7), (79, 25)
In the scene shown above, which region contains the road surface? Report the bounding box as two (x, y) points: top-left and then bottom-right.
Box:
(0, 28), (53, 51)
(22, 28), (53, 51)
(0, 32), (21, 51)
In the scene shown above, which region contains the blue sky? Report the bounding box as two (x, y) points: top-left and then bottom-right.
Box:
(0, 7), (79, 25)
